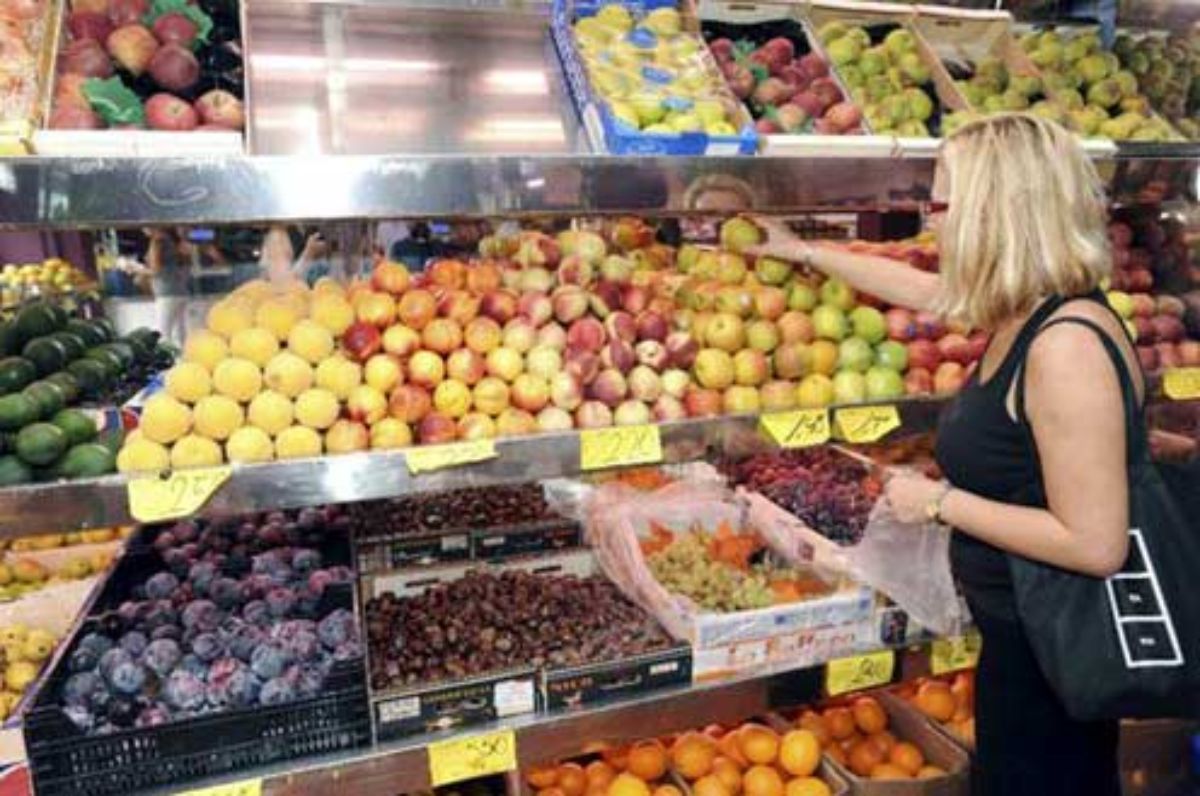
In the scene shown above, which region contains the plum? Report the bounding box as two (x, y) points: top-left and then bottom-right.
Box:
(69, 646), (101, 673)
(64, 705), (95, 731)
(144, 572), (179, 601)
(177, 653), (208, 680)
(118, 630), (148, 657)
(136, 703), (171, 727)
(98, 648), (133, 682)
(151, 624), (182, 641)
(143, 600), (179, 632)
(291, 549), (321, 574)
(188, 562), (218, 596)
(63, 671), (101, 707)
(317, 609), (357, 650)
(67, 11), (113, 42)
(106, 694), (139, 727)
(258, 676), (298, 706)
(163, 670), (206, 711)
(108, 0), (147, 26)
(226, 623), (264, 662)
(190, 632), (224, 663)
(242, 600), (270, 627)
(49, 105), (102, 129)
(142, 638), (182, 676)
(181, 599), (220, 632)
(109, 661), (149, 695)
(250, 642), (292, 680)
(265, 587), (296, 618)
(209, 577), (242, 610)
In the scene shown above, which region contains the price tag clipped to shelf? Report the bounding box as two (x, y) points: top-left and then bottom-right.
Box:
(833, 405), (901, 444)
(406, 440), (497, 474)
(930, 631), (983, 675)
(428, 728), (517, 787)
(579, 424), (662, 471)
(1163, 367), (1200, 400)
(825, 650), (895, 696)
(760, 409), (831, 449)
(175, 778), (262, 796)
(127, 466), (232, 523)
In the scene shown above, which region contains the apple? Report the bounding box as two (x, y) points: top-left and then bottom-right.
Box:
(389, 384), (431, 423)
(653, 395), (686, 421)
(148, 42), (199, 93)
(1152, 315), (1185, 343)
(809, 340), (838, 376)
(433, 379), (473, 419)
(438, 290), (480, 327)
(777, 311), (814, 344)
(743, 320), (779, 353)
(849, 306), (886, 344)
(837, 337), (873, 373)
(819, 278), (855, 311)
(874, 340), (908, 372)
(589, 280), (622, 318)
(760, 380), (798, 411)
(601, 339), (636, 373)
(904, 367), (933, 395)
(486, 346), (524, 382)
(464, 317), (502, 354)
(832, 371), (866, 404)
(694, 348), (735, 390)
(885, 308), (916, 341)
(934, 362), (966, 394)
(788, 282), (818, 312)
(407, 350), (445, 390)
(812, 305), (848, 341)
(723, 385), (761, 414)
(193, 88), (245, 129)
(466, 263), (502, 294)
(325, 420), (369, 454)
(715, 252), (748, 285)
(1156, 295), (1186, 318)
(677, 244), (701, 273)
(536, 406), (574, 432)
(937, 333), (973, 365)
(966, 332), (989, 362)
(719, 218), (762, 253)
(865, 366), (905, 400)
(1178, 340), (1200, 367)
(567, 317), (606, 352)
(1129, 293), (1156, 318)
(753, 287), (787, 321)
(628, 365), (663, 402)
(497, 407), (538, 437)
(661, 369), (690, 399)
(600, 255), (634, 284)
(418, 412), (459, 444)
(575, 401), (614, 428)
(773, 342), (812, 380)
(364, 354), (403, 394)
(145, 92), (198, 131)
(1132, 317), (1157, 344)
(665, 331), (699, 368)
(907, 339), (941, 371)
(347, 385), (388, 425)
(1156, 342), (1182, 369)
(683, 386), (722, 417)
(755, 257), (791, 287)
(422, 318), (463, 355)
(705, 313), (746, 352)
(796, 374), (834, 408)
(1136, 345), (1159, 373)
(342, 321), (382, 362)
(446, 349), (486, 385)
(458, 412), (497, 440)
(715, 286), (753, 317)
(472, 376), (511, 416)
(611, 399), (650, 427)
(398, 289), (436, 329)
(106, 24), (157, 75)
(914, 311), (945, 340)
(604, 311), (637, 343)
(733, 349), (770, 387)
(590, 368), (628, 407)
(514, 233), (560, 270)
(480, 289), (519, 324)
(549, 372), (583, 410)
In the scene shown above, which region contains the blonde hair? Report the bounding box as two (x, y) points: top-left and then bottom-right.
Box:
(934, 113), (1111, 330)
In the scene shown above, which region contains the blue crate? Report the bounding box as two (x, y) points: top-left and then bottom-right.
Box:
(551, 0), (759, 155)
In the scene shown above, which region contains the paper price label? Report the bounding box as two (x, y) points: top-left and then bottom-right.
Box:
(127, 466), (232, 523)
(579, 425), (662, 471)
(930, 631), (982, 675)
(825, 650), (895, 696)
(760, 409), (831, 449)
(1163, 367), (1200, 400)
(834, 405), (901, 444)
(428, 729), (517, 787)
(406, 440), (497, 474)
(175, 778), (262, 796)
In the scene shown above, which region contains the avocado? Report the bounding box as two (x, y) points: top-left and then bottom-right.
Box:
(92, 317), (116, 341)
(13, 302), (65, 343)
(51, 408), (98, 446)
(0, 357), (37, 394)
(55, 443), (115, 479)
(101, 341), (135, 370)
(22, 381), (65, 419)
(0, 393), (39, 431)
(66, 358), (110, 399)
(83, 347), (122, 379)
(65, 319), (106, 348)
(22, 337), (68, 377)
(48, 332), (86, 362)
(15, 422), (68, 466)
(0, 322), (18, 357)
(45, 371), (80, 404)
(0, 455), (32, 486)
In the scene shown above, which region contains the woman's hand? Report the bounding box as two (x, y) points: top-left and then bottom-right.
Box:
(742, 215), (813, 263)
(884, 471), (950, 524)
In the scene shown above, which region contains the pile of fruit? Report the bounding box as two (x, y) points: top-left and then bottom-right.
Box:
(791, 696), (950, 780)
(53, 508), (358, 734)
(0, 549), (115, 600)
(364, 568), (674, 690)
(5, 524), (129, 551)
(1111, 32), (1198, 139)
(817, 22), (942, 137)
(643, 520), (831, 611)
(705, 33), (862, 136)
(722, 449), (882, 547)
(0, 0), (50, 131)
(525, 750), (680, 796)
(346, 483), (556, 539)
(895, 672), (975, 750)
(0, 623), (60, 720)
(50, 0), (244, 132)
(0, 302), (167, 485)
(670, 722), (835, 796)
(571, 3), (746, 136)
(0, 259), (96, 309)
(942, 55), (1056, 134)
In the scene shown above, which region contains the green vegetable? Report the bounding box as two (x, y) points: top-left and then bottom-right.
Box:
(83, 77), (146, 128)
(143, 0), (213, 45)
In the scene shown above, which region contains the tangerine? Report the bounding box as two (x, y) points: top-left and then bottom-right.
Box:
(795, 711), (831, 748)
(717, 728), (750, 767)
(529, 768), (560, 790)
(888, 742), (924, 776)
(846, 740), (884, 778)
(867, 730), (896, 756)
(743, 765), (784, 796)
(652, 787), (683, 796)
(626, 740), (668, 782)
(784, 779), (831, 796)
(916, 765), (947, 779)
(869, 763), (911, 780)
(851, 697), (887, 735)
(559, 763), (587, 796)
(914, 682), (956, 723)
(672, 732), (717, 780)
(738, 723), (780, 765)
(603, 746), (631, 771)
(824, 744), (846, 767)
(540, 789), (567, 796)
(711, 756), (743, 794)
(586, 761), (616, 789)
(778, 730), (820, 777)
(693, 774), (732, 796)
(607, 773), (651, 796)
(822, 707), (855, 741)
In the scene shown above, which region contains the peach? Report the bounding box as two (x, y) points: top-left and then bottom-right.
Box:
(665, 332), (699, 369)
(472, 376), (511, 416)
(517, 267), (554, 294)
(421, 317), (463, 355)
(683, 386), (722, 417)
(635, 340), (668, 370)
(536, 406), (575, 432)
(567, 317), (606, 352)
(575, 400), (613, 428)
(723, 385), (761, 414)
(516, 292), (551, 329)
(550, 372), (583, 410)
(496, 407), (537, 437)
(397, 289), (436, 330)
(511, 373), (550, 413)
(653, 394), (686, 421)
(760, 380), (798, 411)
(614, 400), (651, 426)
(636, 311), (669, 342)
(661, 369), (690, 399)
(437, 290), (480, 326)
(602, 339), (637, 373)
(537, 321), (567, 351)
(503, 318), (537, 354)
(427, 258), (466, 290)
(407, 350), (445, 389)
(904, 367), (933, 395)
(446, 349), (487, 386)
(382, 324), (421, 357)
(356, 292), (397, 328)
(457, 412), (497, 440)
(434, 379), (472, 419)
(565, 348), (600, 384)
(777, 311), (814, 344)
(526, 346), (563, 381)
(464, 317), (502, 354)
(628, 365), (663, 403)
(465, 262), (502, 294)
(934, 362), (965, 395)
(553, 285), (590, 323)
(604, 311), (637, 343)
(325, 419), (369, 454)
(621, 285), (650, 314)
(364, 354), (403, 394)
(486, 346), (524, 382)
(514, 232), (560, 269)
(481, 289), (519, 324)
(418, 412), (458, 444)
(389, 384), (431, 423)
(589, 280), (622, 318)
(558, 254), (595, 287)
(347, 385), (388, 424)
(590, 368), (628, 407)
(372, 261), (410, 295)
(694, 348), (735, 390)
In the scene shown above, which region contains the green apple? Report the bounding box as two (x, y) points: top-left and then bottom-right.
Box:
(755, 256), (791, 286)
(787, 282), (819, 312)
(837, 337), (873, 373)
(865, 366), (905, 400)
(849, 306), (886, 344)
(874, 340), (908, 372)
(833, 370), (867, 404)
(812, 304), (848, 341)
(629, 92), (666, 126)
(819, 278), (856, 311)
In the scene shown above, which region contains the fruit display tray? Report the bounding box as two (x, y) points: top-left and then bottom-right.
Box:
(550, 0), (759, 155)
(354, 518), (583, 574)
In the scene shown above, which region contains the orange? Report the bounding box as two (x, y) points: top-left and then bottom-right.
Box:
(703, 724), (727, 740)
(867, 730), (896, 756)
(626, 740), (668, 782)
(608, 773), (651, 796)
(778, 730), (820, 777)
(711, 756), (743, 794)
(718, 728), (750, 768)
(652, 787), (683, 796)
(742, 765), (785, 796)
(603, 746), (631, 771)
(838, 732), (862, 753)
(738, 724), (780, 765)
(916, 765), (947, 779)
(847, 740), (884, 778)
(693, 774), (732, 796)
(559, 763), (587, 796)
(869, 763), (911, 780)
(951, 672), (974, 721)
(784, 779), (831, 796)
(851, 697), (887, 735)
(587, 784), (608, 796)
(586, 761), (617, 789)
(888, 742), (924, 776)
(795, 711), (831, 748)
(540, 788), (567, 796)
(672, 732), (717, 780)
(823, 707), (855, 741)
(824, 744), (846, 767)
(914, 682), (956, 723)
(528, 764), (560, 789)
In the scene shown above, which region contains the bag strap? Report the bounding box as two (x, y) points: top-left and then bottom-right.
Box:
(1014, 315), (1147, 465)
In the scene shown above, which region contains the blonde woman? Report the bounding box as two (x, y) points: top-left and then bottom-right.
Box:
(748, 113), (1131, 796)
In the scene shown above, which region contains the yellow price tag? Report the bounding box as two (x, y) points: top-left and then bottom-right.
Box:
(930, 631), (982, 675)
(406, 440), (497, 474)
(428, 729), (517, 787)
(174, 778), (262, 796)
(760, 409), (831, 449)
(127, 466), (232, 523)
(1163, 367), (1200, 400)
(834, 405), (901, 444)
(825, 650), (895, 696)
(579, 424), (662, 471)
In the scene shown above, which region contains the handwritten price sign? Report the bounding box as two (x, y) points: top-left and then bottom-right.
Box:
(834, 405), (901, 444)
(406, 440), (497, 474)
(760, 409), (831, 449)
(127, 466), (232, 523)
(428, 729), (517, 787)
(825, 650), (896, 696)
(930, 631), (982, 675)
(579, 425), (663, 471)
(175, 778), (261, 796)
(1163, 368), (1200, 401)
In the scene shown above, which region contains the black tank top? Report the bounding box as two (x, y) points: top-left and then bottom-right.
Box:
(934, 291), (1115, 619)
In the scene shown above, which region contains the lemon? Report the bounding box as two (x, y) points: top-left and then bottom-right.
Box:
(225, 426), (273, 464)
(213, 358), (263, 403)
(275, 425), (323, 459)
(294, 388), (340, 430)
(229, 327), (280, 368)
(5, 661), (37, 692)
(287, 319), (335, 364)
(247, 390), (294, 435)
(183, 330), (229, 372)
(255, 298), (302, 341)
(232, 278), (272, 303)
(169, 434), (224, 469)
(369, 418), (412, 449)
(192, 395), (244, 441)
(117, 438), (171, 472)
(164, 362), (212, 404)
(140, 394), (192, 444)
(315, 356), (361, 401)
(264, 351), (313, 398)
(207, 297), (255, 339)
(310, 294), (355, 335)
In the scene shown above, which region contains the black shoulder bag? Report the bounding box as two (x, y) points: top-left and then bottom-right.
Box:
(1009, 316), (1200, 721)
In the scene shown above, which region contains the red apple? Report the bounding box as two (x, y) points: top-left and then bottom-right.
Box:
(106, 24), (157, 75)
(933, 362), (966, 395)
(1136, 345), (1159, 372)
(342, 321), (382, 362)
(907, 339), (941, 371)
(1155, 342), (1182, 369)
(936, 333), (973, 365)
(904, 367), (933, 395)
(885, 308), (916, 342)
(480, 289), (518, 324)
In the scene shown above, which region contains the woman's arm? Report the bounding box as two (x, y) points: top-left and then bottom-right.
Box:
(744, 216), (941, 312)
(887, 322), (1130, 577)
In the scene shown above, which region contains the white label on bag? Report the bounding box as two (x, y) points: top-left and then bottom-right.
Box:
(1105, 528), (1184, 669)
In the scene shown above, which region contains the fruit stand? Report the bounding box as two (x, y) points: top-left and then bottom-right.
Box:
(0, 0), (1199, 794)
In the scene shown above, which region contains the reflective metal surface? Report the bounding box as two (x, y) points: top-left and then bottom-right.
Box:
(245, 4), (583, 155)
